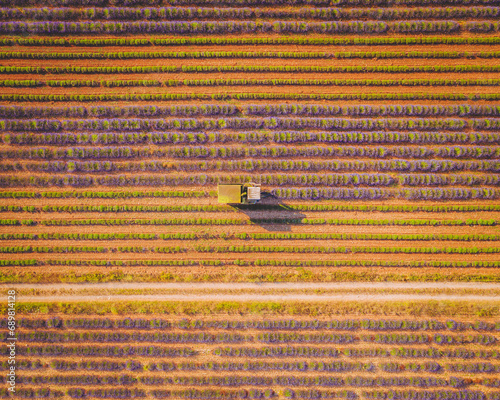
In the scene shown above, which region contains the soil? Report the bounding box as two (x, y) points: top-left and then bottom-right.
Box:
(11, 281), (500, 303)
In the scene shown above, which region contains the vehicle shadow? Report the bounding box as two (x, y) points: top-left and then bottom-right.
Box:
(228, 192), (306, 232)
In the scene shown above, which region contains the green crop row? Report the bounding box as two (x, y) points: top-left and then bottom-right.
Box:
(0, 190), (212, 198)
(2, 204), (499, 213)
(0, 219), (35, 225)
(2, 36), (500, 46)
(2, 51), (500, 60)
(0, 246), (184, 253)
(45, 80), (162, 87)
(31, 218), (498, 227)
(0, 246), (110, 253)
(195, 246), (500, 254)
(3, 65), (500, 74)
(235, 233), (500, 241)
(44, 260), (221, 267)
(1, 246), (498, 254)
(0, 233), (157, 240)
(0, 205), (233, 213)
(2, 93), (499, 102)
(0, 192), (498, 212)
(0, 80), (39, 87)
(2, 259), (498, 269)
(6, 78), (500, 87)
(181, 78), (500, 86)
(3, 7), (500, 22)
(1, 233), (498, 242)
(245, 260), (500, 268)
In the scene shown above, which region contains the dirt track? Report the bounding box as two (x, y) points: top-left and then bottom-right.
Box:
(8, 282), (500, 302)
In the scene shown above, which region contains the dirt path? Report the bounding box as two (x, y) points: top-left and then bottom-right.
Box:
(8, 282), (500, 302)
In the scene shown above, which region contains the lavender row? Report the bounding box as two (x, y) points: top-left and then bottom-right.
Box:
(3, 232), (495, 240)
(3, 345), (195, 357)
(0, 173), (396, 187)
(5, 331), (496, 345)
(67, 388), (146, 399)
(0, 20), (469, 34)
(3, 145), (498, 160)
(1, 177), (499, 200)
(345, 347), (500, 359)
(213, 347), (339, 358)
(48, 372), (500, 390)
(17, 160), (500, 187)
(11, 360), (499, 376)
(74, 388), (351, 400)
(246, 104), (500, 118)
(1, 117), (484, 132)
(273, 187), (498, 200)
(2, 105), (500, 119)
(135, 375), (496, 387)
(8, 373), (476, 388)
(1, 7), (500, 21)
(400, 174), (500, 186)
(3, 332), (247, 344)
(2, 0), (500, 7)
(15, 159), (500, 173)
(213, 347), (500, 359)
(363, 391), (488, 400)
(9, 318), (500, 332)
(0, 105), (239, 119)
(5, 131), (499, 147)
(8, 78), (500, 87)
(9, 374), (137, 385)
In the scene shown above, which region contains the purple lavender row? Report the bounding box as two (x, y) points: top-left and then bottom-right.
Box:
(400, 174), (500, 186)
(17, 160), (500, 186)
(4, 131), (500, 146)
(0, 20), (470, 34)
(12, 318), (500, 331)
(0, 7), (499, 21)
(275, 187), (499, 200)
(12, 159), (500, 173)
(2, 0), (500, 7)
(2, 104), (500, 118)
(11, 331), (246, 343)
(0, 173), (397, 187)
(0, 117), (486, 131)
(2, 146), (498, 159)
(0, 177), (498, 200)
